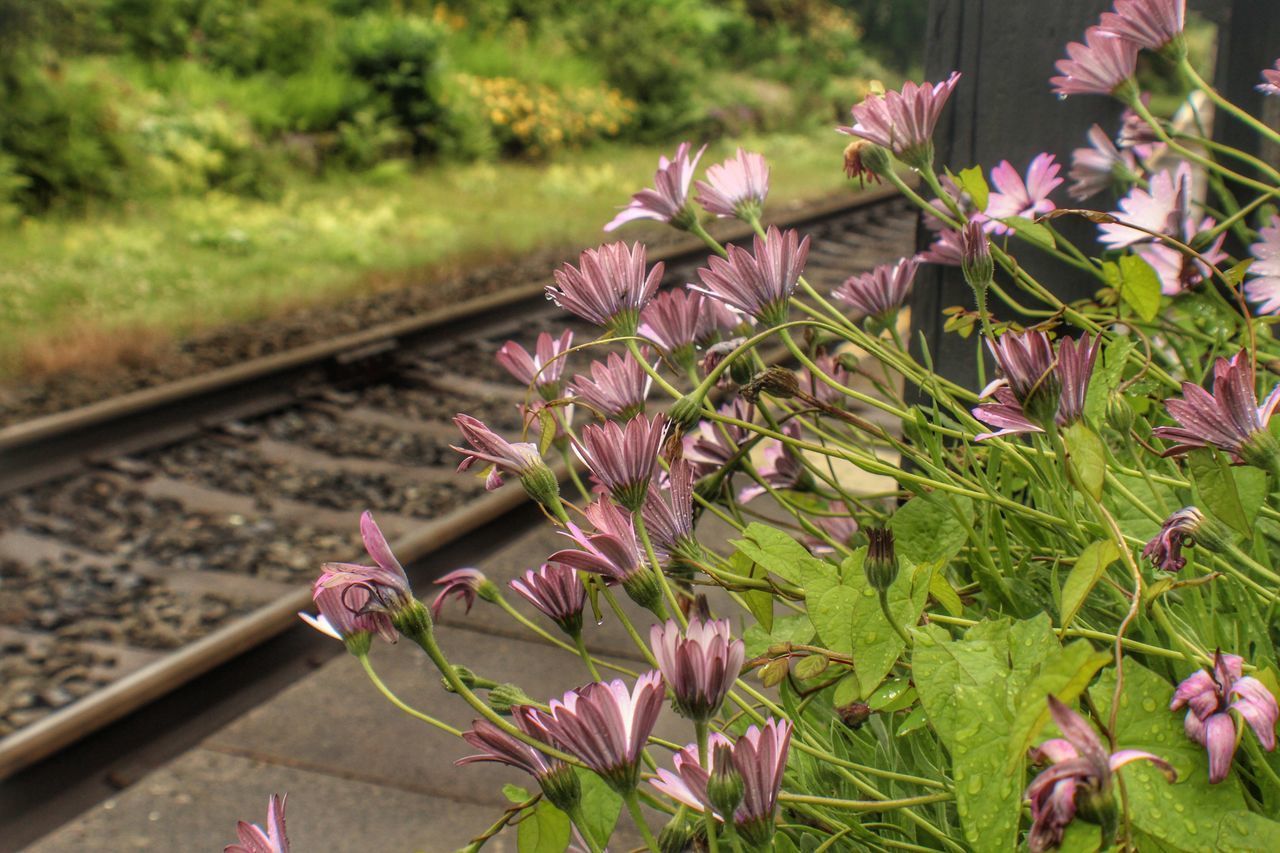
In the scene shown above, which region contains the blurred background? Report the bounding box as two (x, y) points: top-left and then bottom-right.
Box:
(0, 0), (924, 383)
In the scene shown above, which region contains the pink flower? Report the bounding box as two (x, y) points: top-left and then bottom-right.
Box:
(1068, 124), (1138, 201)
(651, 618), (744, 722)
(1142, 506), (1203, 572)
(833, 256), (919, 323)
(451, 414), (547, 491)
(684, 400), (753, 478)
(316, 511), (413, 619)
(1098, 0), (1185, 53)
(496, 330), (574, 399)
(548, 499), (662, 612)
(837, 73), (962, 168)
(639, 289), (739, 371)
(547, 242), (664, 335)
(805, 501), (859, 553)
(641, 458), (698, 563)
(920, 227), (964, 266)
(974, 333), (1099, 439)
(569, 351), (653, 421)
(510, 563), (586, 635)
(1172, 651), (1278, 783)
(1026, 696), (1174, 852)
(1118, 94), (1163, 158)
(225, 794), (289, 853)
(983, 153), (1063, 233)
(1051, 27), (1139, 97)
(1152, 350), (1280, 464)
(695, 148), (770, 220)
(300, 579), (397, 647)
(605, 142), (706, 231)
(1259, 59), (1280, 97)
(573, 413), (668, 510)
(430, 568), (494, 620)
(525, 671), (666, 793)
(738, 421), (808, 502)
(692, 226), (810, 325)
(1245, 216), (1280, 314)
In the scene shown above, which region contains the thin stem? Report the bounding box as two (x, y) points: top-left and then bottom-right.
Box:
(572, 629), (604, 681)
(635, 511), (687, 628)
(625, 789), (661, 852)
(778, 792), (954, 811)
(357, 654), (462, 736)
(496, 595), (636, 677)
(696, 722), (721, 853)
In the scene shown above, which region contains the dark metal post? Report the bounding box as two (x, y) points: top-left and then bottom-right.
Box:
(1213, 0), (1280, 173)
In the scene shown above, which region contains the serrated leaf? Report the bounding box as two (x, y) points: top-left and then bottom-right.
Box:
(1060, 539), (1121, 628)
(1006, 215), (1056, 250)
(951, 682), (1021, 850)
(956, 165), (990, 211)
(1188, 447), (1251, 535)
(1064, 421), (1106, 501)
(518, 799), (572, 853)
(731, 523), (828, 585)
(1117, 254), (1162, 322)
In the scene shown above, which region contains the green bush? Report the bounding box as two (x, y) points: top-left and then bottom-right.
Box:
(100, 0), (194, 60)
(196, 0), (335, 77)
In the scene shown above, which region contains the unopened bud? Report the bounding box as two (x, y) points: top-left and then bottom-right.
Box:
(621, 571), (664, 616)
(391, 597), (433, 639)
(669, 392), (706, 433)
(742, 366), (799, 404)
(658, 815), (698, 853)
(837, 701), (872, 729)
(518, 461), (563, 515)
(706, 742), (744, 819)
(1075, 779), (1118, 842)
(441, 665), (479, 692)
(865, 527), (899, 593)
(1105, 394), (1135, 434)
(488, 683), (535, 715)
(960, 221), (993, 293)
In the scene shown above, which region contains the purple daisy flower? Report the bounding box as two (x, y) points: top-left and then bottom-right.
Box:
(641, 458), (698, 564)
(692, 226), (810, 325)
(1245, 217), (1280, 314)
(1068, 124), (1139, 201)
(548, 499), (663, 612)
(684, 400), (753, 478)
(837, 73), (962, 169)
(300, 579), (397, 648)
(510, 563), (586, 636)
(451, 414), (547, 491)
(605, 142), (706, 232)
(225, 794), (289, 853)
(1051, 26), (1139, 97)
(1259, 59), (1280, 96)
(569, 351), (653, 421)
(1152, 350), (1280, 465)
(738, 421), (809, 502)
(974, 332), (1099, 439)
(1098, 0), (1185, 54)
(695, 148), (770, 220)
(833, 256), (919, 324)
(429, 568), (495, 620)
(1142, 506), (1203, 572)
(496, 329), (574, 399)
(920, 227), (965, 266)
(639, 288), (739, 371)
(316, 511), (413, 619)
(650, 618), (744, 722)
(1172, 651), (1278, 783)
(983, 153), (1063, 234)
(547, 242), (664, 335)
(573, 413), (668, 511)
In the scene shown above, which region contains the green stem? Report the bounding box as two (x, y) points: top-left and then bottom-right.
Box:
(602, 587), (661, 668)
(357, 654), (462, 736)
(778, 792), (954, 811)
(572, 629), (604, 681)
(496, 595), (636, 677)
(634, 511), (686, 628)
(566, 801), (606, 853)
(696, 722), (721, 853)
(878, 589), (913, 649)
(1180, 58), (1280, 150)
(624, 789), (661, 852)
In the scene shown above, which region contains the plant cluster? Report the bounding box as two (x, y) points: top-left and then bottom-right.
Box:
(221, 1), (1280, 850)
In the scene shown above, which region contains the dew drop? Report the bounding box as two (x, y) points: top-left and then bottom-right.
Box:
(596, 618), (605, 626)
(1183, 820), (1198, 836)
(967, 776), (983, 795)
(1141, 698), (1157, 712)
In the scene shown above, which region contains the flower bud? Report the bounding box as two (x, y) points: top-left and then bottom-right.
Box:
(537, 763), (582, 813)
(837, 700), (872, 729)
(960, 221), (993, 293)
(658, 814), (699, 853)
(706, 742), (744, 819)
(441, 665), (479, 692)
(391, 597), (433, 639)
(518, 461), (564, 516)
(621, 570), (664, 616)
(488, 683), (535, 715)
(856, 142), (894, 177)
(1105, 394), (1136, 434)
(864, 527), (899, 593)
(668, 392), (707, 433)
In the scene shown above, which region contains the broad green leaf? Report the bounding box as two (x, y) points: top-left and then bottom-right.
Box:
(503, 784), (532, 804)
(1116, 254), (1162, 322)
(951, 682), (1021, 851)
(743, 614), (815, 658)
(844, 553), (932, 696)
(730, 551), (774, 633)
(913, 629), (1009, 746)
(1233, 465), (1267, 530)
(928, 565), (964, 617)
(889, 492), (973, 565)
(518, 799), (572, 853)
(574, 769), (621, 849)
(955, 165), (990, 211)
(868, 677), (916, 712)
(803, 550), (858, 656)
(1093, 661), (1280, 850)
(1060, 540), (1121, 628)
(832, 672), (861, 707)
(896, 705), (928, 736)
(1008, 613), (1060, 682)
(537, 408), (557, 455)
(1064, 422), (1106, 501)
(1188, 447), (1251, 536)
(1005, 215), (1056, 250)
(794, 654), (829, 680)
(1005, 639), (1111, 773)
(731, 523), (828, 585)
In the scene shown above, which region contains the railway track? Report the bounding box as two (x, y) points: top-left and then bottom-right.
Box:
(0, 187), (915, 795)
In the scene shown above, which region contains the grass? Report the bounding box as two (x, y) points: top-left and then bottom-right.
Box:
(0, 130), (849, 379)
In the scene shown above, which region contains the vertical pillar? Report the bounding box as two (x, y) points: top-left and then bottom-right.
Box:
(1213, 0), (1280, 173)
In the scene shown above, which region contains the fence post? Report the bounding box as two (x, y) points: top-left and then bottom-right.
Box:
(1213, 0), (1280, 173)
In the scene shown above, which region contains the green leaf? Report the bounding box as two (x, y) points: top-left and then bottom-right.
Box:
(850, 554), (931, 696)
(1224, 257), (1254, 287)
(1084, 336), (1135, 422)
(1005, 215), (1056, 250)
(955, 165), (990, 211)
(897, 705), (928, 736)
(803, 551), (858, 656)
(951, 682), (1022, 851)
(1064, 421), (1106, 501)
(794, 654), (829, 680)
(1116, 254), (1163, 322)
(1005, 639), (1111, 773)
(868, 677), (916, 712)
(537, 407), (557, 455)
(889, 492), (973, 565)
(574, 769), (621, 849)
(518, 799), (572, 853)
(503, 784), (532, 804)
(730, 551), (774, 633)
(1188, 447), (1251, 536)
(928, 564), (964, 617)
(743, 614), (815, 658)
(1233, 466), (1267, 530)
(1060, 540), (1121, 628)
(731, 523), (828, 585)
(913, 628), (1009, 747)
(832, 672), (860, 707)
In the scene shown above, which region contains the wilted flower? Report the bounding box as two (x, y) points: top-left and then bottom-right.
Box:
(430, 568), (497, 620)
(457, 711), (580, 810)
(606, 142), (706, 232)
(574, 413), (668, 511)
(983, 153), (1063, 233)
(837, 73), (962, 169)
(547, 242), (664, 335)
(1026, 696), (1174, 852)
(1051, 27), (1139, 97)
(1259, 59), (1280, 96)
(1098, 0), (1186, 55)
(524, 671), (666, 793)
(1171, 651), (1279, 783)
(317, 511), (414, 622)
(696, 148), (769, 221)
(569, 351), (653, 421)
(225, 794), (289, 853)
(842, 140), (883, 185)
(496, 330), (575, 400)
(738, 421), (810, 502)
(833, 256), (919, 326)
(1151, 350), (1280, 468)
(651, 719), (792, 848)
(641, 459), (699, 564)
(300, 579), (397, 653)
(1068, 124), (1138, 200)
(974, 333), (1099, 439)
(1245, 216), (1280, 314)
(510, 563), (586, 636)
(1142, 507), (1205, 571)
(650, 618), (744, 722)
(692, 226), (811, 325)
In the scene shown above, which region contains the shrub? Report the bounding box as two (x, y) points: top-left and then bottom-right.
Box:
(196, 0), (336, 78)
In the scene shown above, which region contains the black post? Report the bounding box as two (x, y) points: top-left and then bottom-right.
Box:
(1213, 0), (1280, 173)
(910, 0), (1124, 391)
